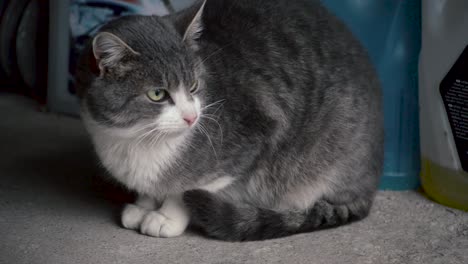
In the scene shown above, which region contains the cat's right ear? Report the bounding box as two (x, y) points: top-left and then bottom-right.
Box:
(182, 0), (206, 43)
(169, 0), (207, 50)
(92, 32), (139, 74)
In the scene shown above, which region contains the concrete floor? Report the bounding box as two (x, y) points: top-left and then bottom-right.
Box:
(0, 94), (467, 264)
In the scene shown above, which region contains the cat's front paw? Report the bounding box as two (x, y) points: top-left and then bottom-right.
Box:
(121, 203), (147, 230)
(140, 211), (188, 238)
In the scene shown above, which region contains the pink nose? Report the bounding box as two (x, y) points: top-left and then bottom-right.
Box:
(183, 114), (197, 126)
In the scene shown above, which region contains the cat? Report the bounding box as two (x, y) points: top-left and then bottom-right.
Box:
(76, 0), (384, 241)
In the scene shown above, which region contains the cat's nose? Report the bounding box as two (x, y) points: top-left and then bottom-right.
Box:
(183, 114), (198, 126)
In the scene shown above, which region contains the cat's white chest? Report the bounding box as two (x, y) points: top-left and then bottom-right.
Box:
(92, 131), (187, 195)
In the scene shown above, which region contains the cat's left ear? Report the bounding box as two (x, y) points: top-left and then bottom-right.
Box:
(182, 0), (206, 47)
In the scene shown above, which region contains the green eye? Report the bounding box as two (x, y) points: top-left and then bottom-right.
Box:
(190, 80), (199, 93)
(147, 89), (167, 102)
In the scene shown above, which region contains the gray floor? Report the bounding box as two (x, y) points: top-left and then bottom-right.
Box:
(1, 94), (467, 264)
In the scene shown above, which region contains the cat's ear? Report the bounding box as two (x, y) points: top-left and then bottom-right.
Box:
(182, 0), (206, 46)
(92, 32), (139, 73)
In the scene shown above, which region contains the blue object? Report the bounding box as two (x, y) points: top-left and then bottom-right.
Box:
(320, 0), (421, 190)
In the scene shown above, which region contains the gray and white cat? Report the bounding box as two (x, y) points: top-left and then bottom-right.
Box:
(77, 0), (384, 241)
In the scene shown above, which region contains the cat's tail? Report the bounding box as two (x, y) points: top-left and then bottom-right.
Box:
(183, 190), (372, 241)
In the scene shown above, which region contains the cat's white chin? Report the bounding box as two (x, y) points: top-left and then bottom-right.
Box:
(163, 125), (197, 137)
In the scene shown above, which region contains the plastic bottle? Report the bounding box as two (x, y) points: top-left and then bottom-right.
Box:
(419, 0), (468, 211)
(321, 0), (421, 190)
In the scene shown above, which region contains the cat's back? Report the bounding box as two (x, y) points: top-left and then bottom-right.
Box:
(201, 0), (355, 50)
(200, 0), (374, 82)
(202, 0), (324, 30)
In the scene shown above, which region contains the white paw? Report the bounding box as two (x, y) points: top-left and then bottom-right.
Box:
(121, 204), (147, 230)
(140, 211), (188, 238)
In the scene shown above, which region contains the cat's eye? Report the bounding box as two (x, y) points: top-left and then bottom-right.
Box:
(147, 89), (167, 102)
(190, 80), (199, 94)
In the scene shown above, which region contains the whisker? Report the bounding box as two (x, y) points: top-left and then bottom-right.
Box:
(200, 115), (223, 145)
(195, 42), (234, 69)
(197, 123), (218, 161)
(149, 131), (166, 147)
(203, 113), (221, 118)
(202, 99), (226, 111)
(210, 103), (225, 115)
(135, 126), (161, 146)
(130, 122), (160, 135)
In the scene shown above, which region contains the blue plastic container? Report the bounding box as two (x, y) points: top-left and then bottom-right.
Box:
(320, 0), (421, 190)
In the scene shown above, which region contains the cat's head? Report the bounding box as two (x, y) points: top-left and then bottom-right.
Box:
(81, 1), (208, 139)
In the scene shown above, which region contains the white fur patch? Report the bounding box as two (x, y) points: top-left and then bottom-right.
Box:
(140, 194), (189, 238)
(199, 176), (234, 193)
(135, 194), (157, 210)
(156, 88), (201, 130)
(121, 203), (148, 230)
(81, 108), (190, 195)
(121, 195), (156, 230)
(156, 104), (188, 131)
